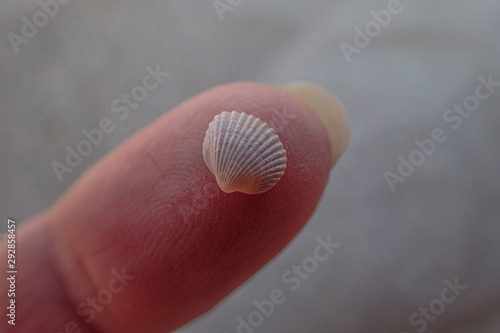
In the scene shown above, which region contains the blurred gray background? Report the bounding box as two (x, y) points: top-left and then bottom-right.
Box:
(1, 1), (499, 332)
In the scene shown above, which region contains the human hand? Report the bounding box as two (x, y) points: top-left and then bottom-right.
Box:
(0, 81), (349, 332)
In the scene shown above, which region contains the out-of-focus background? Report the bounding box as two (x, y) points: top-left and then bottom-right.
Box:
(1, 1), (499, 332)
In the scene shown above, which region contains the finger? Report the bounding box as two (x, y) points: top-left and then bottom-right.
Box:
(0, 81), (349, 332)
(279, 81), (350, 166)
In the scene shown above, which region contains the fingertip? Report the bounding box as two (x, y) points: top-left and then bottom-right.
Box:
(279, 81), (350, 168)
(41, 81), (344, 332)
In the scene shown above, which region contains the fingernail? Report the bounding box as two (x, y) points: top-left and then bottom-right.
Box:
(279, 81), (350, 168)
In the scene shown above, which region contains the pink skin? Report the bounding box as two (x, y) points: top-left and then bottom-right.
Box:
(1, 82), (335, 332)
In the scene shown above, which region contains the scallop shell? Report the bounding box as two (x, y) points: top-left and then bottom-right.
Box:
(203, 111), (287, 194)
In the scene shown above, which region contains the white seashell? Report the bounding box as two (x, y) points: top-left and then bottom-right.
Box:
(203, 111), (287, 194)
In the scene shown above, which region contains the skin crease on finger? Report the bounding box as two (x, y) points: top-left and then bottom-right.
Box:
(0, 82), (344, 332)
